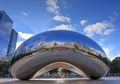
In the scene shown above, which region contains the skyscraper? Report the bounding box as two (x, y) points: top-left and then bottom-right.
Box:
(0, 11), (18, 57)
(7, 29), (18, 57)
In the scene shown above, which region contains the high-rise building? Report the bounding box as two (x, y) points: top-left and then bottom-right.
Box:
(0, 11), (18, 57)
(7, 29), (18, 57)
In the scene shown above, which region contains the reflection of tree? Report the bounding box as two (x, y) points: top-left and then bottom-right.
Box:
(12, 41), (105, 66)
(19, 41), (103, 58)
(74, 41), (103, 57)
(42, 68), (79, 78)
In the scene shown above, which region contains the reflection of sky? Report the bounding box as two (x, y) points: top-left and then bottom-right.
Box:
(19, 30), (106, 56)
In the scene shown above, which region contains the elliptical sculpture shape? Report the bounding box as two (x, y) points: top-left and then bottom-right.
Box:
(11, 30), (109, 80)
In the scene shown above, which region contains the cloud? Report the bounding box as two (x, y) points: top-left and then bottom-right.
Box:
(83, 20), (115, 37)
(16, 31), (34, 49)
(21, 12), (28, 16)
(97, 38), (105, 46)
(80, 20), (87, 26)
(109, 12), (119, 22)
(46, 0), (71, 22)
(49, 24), (73, 30)
(103, 47), (111, 56)
(102, 45), (114, 58)
(46, 0), (72, 30)
(103, 28), (114, 35)
(16, 40), (24, 49)
(46, 0), (59, 15)
(18, 31), (34, 40)
(97, 38), (116, 60)
(53, 15), (71, 23)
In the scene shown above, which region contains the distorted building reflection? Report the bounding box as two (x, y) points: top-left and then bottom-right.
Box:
(11, 30), (109, 80)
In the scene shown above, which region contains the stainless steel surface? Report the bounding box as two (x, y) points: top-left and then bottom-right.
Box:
(11, 30), (109, 80)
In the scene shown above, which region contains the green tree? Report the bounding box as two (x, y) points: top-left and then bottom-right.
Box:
(0, 59), (10, 77)
(110, 57), (120, 76)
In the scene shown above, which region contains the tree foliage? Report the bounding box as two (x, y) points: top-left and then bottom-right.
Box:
(110, 57), (120, 76)
(0, 60), (10, 77)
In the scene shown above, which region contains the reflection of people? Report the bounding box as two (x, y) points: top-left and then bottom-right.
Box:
(54, 72), (58, 77)
(62, 72), (66, 77)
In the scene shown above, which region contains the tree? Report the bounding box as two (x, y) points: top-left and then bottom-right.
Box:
(0, 59), (10, 77)
(110, 57), (120, 76)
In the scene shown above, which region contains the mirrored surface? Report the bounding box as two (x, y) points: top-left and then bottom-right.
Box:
(11, 30), (109, 80)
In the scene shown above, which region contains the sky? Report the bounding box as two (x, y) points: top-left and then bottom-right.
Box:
(0, 0), (120, 60)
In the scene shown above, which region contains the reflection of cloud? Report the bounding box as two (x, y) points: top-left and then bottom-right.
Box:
(53, 15), (71, 23)
(46, 0), (59, 15)
(49, 24), (73, 30)
(0, 23), (12, 35)
(18, 31), (34, 40)
(83, 20), (115, 37)
(80, 20), (87, 26)
(21, 12), (28, 16)
(4, 23), (12, 28)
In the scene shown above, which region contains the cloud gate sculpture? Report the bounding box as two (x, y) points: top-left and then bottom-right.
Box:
(11, 30), (109, 80)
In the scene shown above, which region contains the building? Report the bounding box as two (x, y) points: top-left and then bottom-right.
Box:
(7, 29), (18, 57)
(0, 11), (18, 57)
(65, 42), (74, 48)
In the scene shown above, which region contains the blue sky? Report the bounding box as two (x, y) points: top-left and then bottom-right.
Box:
(0, 0), (120, 59)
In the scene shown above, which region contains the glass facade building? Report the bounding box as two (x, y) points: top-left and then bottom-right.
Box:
(0, 11), (18, 57)
(7, 29), (18, 57)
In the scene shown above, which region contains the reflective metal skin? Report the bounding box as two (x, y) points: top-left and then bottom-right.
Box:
(11, 30), (109, 80)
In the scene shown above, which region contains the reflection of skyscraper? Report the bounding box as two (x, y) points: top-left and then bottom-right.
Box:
(45, 41), (56, 48)
(65, 42), (74, 48)
(0, 11), (18, 57)
(74, 41), (84, 50)
(34, 42), (43, 50)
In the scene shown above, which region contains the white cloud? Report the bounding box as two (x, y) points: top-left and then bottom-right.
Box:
(49, 24), (73, 30)
(16, 31), (34, 49)
(18, 31), (34, 40)
(46, 0), (59, 15)
(109, 12), (119, 22)
(21, 12), (28, 16)
(80, 20), (87, 26)
(97, 38), (116, 60)
(46, 0), (71, 21)
(103, 47), (111, 56)
(53, 15), (71, 23)
(16, 41), (24, 49)
(83, 21), (114, 37)
(103, 28), (114, 35)
(97, 38), (105, 46)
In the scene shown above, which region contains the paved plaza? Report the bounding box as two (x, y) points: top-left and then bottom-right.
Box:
(1, 77), (120, 84)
